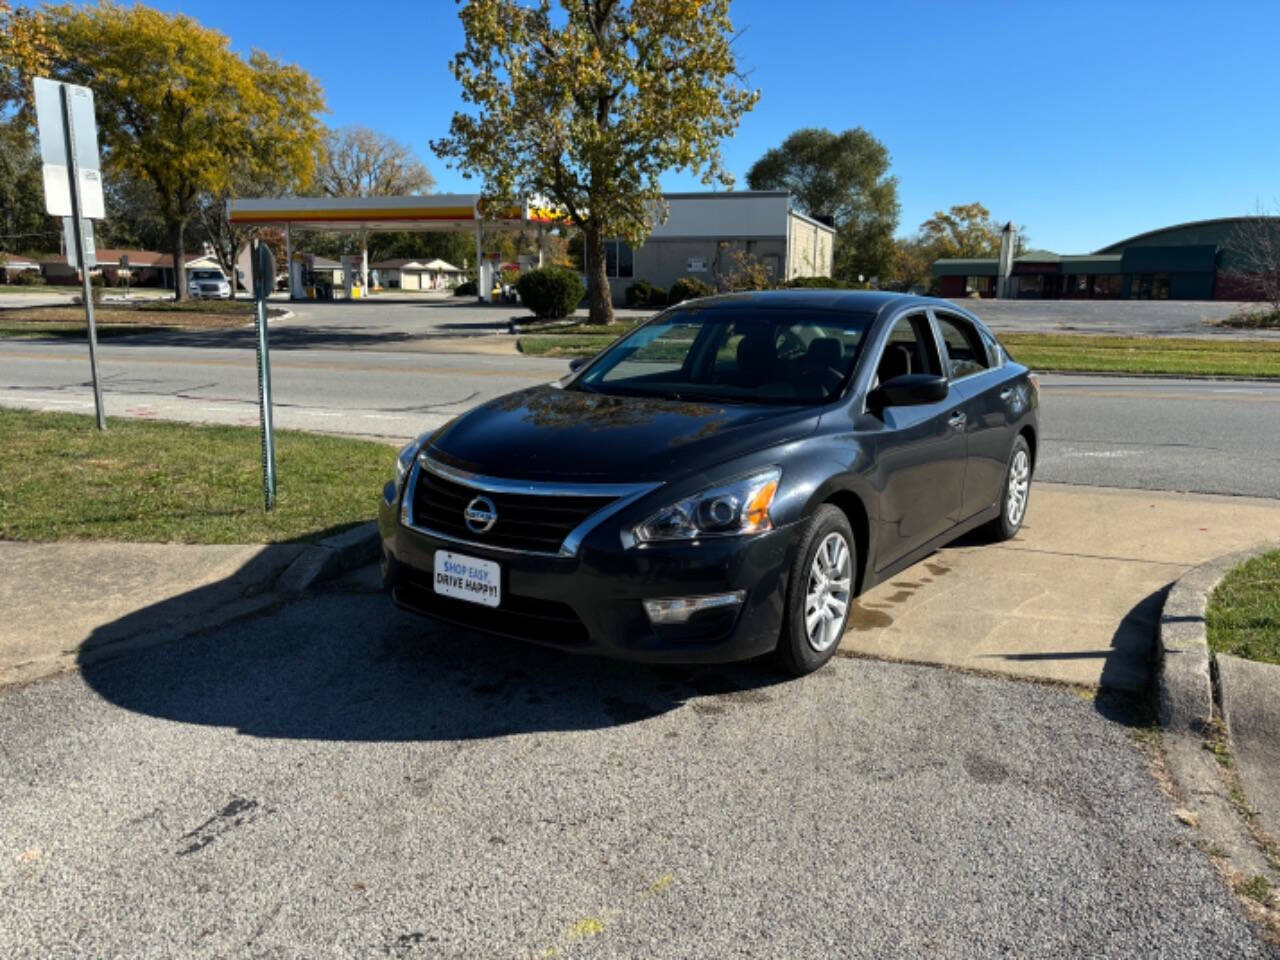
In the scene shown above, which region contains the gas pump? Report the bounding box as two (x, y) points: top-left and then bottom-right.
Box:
(340, 255), (362, 299)
(290, 255), (305, 300)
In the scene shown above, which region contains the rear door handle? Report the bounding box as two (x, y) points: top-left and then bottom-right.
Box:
(947, 411), (967, 430)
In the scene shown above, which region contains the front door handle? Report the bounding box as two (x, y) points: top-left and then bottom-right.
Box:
(947, 411), (967, 430)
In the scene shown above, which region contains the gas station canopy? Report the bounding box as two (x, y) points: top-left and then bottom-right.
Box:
(228, 194), (563, 301)
(228, 193), (560, 233)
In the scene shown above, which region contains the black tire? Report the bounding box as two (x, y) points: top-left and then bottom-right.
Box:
(775, 505), (857, 677)
(986, 435), (1032, 542)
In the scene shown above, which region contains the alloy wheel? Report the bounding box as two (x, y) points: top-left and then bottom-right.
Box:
(1006, 449), (1031, 527)
(804, 532), (852, 653)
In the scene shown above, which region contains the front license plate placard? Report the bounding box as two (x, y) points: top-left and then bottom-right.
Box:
(434, 550), (501, 608)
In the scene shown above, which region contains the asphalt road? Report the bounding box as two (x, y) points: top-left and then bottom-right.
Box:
(0, 582), (1271, 959)
(2, 335), (1278, 496)
(1036, 376), (1280, 498)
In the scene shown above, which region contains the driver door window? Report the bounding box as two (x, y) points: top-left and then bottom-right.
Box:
(873, 313), (942, 390)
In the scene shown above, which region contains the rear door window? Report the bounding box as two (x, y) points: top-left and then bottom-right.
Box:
(933, 313), (991, 380)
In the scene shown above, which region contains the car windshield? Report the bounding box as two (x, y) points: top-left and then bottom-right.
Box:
(572, 306), (875, 405)
(190, 271), (223, 281)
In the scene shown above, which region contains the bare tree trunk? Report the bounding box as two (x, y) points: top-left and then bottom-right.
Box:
(169, 220), (187, 302)
(582, 222), (613, 324)
(1225, 211), (1280, 310)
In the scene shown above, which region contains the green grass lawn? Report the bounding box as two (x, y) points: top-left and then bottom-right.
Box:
(0, 407), (394, 544)
(1000, 333), (1280, 378)
(1207, 550), (1280, 665)
(520, 330), (1280, 377)
(518, 334), (617, 357)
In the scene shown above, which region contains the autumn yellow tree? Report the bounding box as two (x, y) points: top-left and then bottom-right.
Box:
(432, 0), (758, 324)
(34, 2), (325, 299)
(0, 0), (57, 116)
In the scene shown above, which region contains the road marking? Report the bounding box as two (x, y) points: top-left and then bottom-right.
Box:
(1053, 449), (1138, 458)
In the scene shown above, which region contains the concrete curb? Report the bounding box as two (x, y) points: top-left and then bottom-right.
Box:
(1159, 543), (1279, 733)
(1156, 542), (1280, 880)
(274, 521), (381, 598)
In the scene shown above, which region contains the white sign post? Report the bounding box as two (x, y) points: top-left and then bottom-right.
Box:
(35, 77), (106, 430)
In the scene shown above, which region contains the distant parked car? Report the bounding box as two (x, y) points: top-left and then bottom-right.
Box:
(380, 290), (1039, 676)
(187, 269), (232, 300)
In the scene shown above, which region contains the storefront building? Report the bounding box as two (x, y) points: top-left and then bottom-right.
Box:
(933, 217), (1277, 300)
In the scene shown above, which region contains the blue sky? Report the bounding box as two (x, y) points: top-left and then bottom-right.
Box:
(153, 0), (1280, 252)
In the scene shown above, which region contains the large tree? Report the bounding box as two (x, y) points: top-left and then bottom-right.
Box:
(917, 202), (1024, 260)
(0, 120), (57, 255)
(0, 0), (56, 116)
(746, 127), (899, 283)
(0, 2), (60, 257)
(318, 126), (435, 197)
(432, 0), (758, 324)
(883, 203), (1026, 294)
(36, 2), (325, 299)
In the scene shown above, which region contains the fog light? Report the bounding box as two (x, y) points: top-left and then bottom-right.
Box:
(643, 591), (745, 625)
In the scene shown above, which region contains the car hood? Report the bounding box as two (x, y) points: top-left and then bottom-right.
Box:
(426, 385), (820, 482)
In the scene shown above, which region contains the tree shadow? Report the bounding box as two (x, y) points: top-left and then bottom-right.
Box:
(76, 560), (791, 743)
(96, 324), (428, 351)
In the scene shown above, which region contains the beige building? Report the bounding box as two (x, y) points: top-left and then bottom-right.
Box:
(606, 191), (836, 303)
(371, 258), (464, 291)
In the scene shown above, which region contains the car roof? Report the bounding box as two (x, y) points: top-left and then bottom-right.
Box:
(675, 288), (962, 320)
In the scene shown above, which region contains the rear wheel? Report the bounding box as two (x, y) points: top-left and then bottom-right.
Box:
(986, 435), (1032, 541)
(775, 505), (856, 676)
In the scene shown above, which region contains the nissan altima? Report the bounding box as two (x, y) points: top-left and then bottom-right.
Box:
(379, 290), (1038, 675)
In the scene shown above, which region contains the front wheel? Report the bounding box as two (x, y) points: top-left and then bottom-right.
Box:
(986, 435), (1032, 542)
(775, 505), (856, 676)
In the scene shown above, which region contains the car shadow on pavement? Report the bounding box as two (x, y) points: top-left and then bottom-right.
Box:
(75, 569), (792, 742)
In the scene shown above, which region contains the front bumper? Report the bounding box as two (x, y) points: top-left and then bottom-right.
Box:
(378, 481), (796, 664)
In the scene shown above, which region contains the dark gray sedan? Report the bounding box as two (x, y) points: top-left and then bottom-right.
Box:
(379, 290), (1039, 675)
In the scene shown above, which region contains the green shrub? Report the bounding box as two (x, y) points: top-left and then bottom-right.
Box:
(500, 267), (521, 287)
(625, 280), (653, 307)
(625, 281), (668, 308)
(668, 276), (714, 305)
(8, 270), (46, 286)
(453, 279), (477, 296)
(782, 276), (845, 289)
(516, 265), (584, 319)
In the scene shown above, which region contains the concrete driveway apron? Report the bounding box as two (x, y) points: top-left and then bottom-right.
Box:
(841, 482), (1280, 691)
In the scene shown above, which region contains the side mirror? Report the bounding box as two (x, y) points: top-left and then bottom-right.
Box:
(568, 356), (589, 372)
(870, 373), (949, 409)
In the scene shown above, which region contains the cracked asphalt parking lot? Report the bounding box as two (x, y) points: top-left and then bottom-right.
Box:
(0, 586), (1273, 959)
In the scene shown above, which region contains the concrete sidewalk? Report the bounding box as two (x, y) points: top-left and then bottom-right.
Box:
(843, 483), (1280, 690)
(0, 541), (303, 688)
(3, 483), (1278, 696)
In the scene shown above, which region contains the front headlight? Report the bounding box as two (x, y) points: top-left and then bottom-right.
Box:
(631, 468), (780, 545)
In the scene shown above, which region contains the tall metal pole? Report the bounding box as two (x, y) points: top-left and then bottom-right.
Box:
(60, 84), (105, 431)
(252, 239), (277, 511)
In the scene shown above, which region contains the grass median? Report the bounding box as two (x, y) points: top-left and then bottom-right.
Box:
(1206, 549), (1280, 665)
(0, 300), (284, 340)
(1000, 333), (1280, 378)
(0, 407), (393, 544)
(518, 328), (1280, 377)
